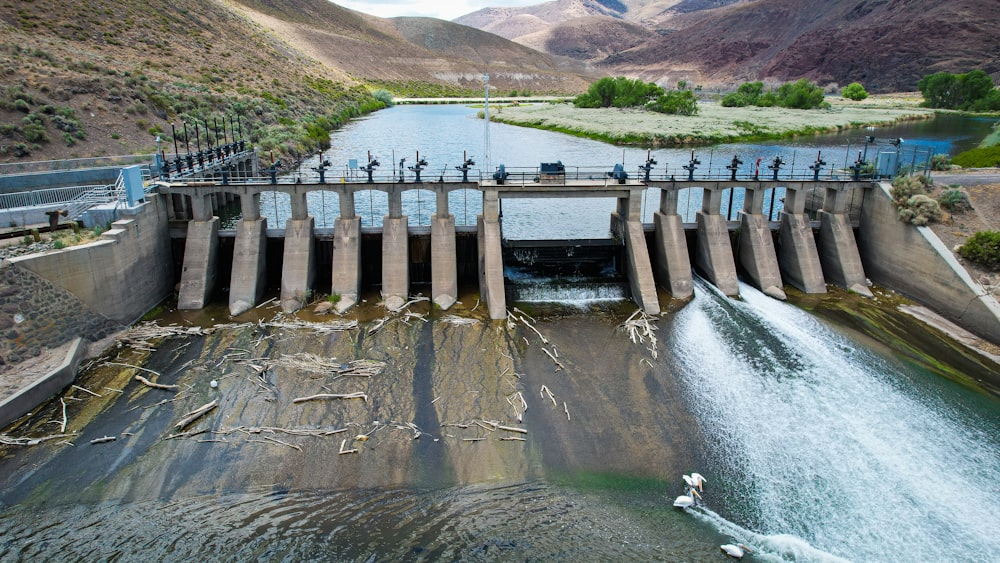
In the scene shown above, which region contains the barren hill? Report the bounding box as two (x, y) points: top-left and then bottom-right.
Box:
(604, 0), (1000, 92)
(458, 0), (1000, 92)
(0, 0), (591, 164)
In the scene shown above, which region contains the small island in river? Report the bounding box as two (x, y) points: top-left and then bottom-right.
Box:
(487, 96), (935, 147)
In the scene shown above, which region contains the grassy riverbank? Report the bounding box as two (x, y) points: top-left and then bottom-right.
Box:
(487, 98), (935, 147)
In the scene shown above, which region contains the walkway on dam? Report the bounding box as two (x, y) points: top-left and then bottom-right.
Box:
(157, 160), (874, 321)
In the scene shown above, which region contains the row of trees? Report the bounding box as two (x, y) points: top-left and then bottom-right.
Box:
(720, 79), (829, 109)
(573, 77), (698, 115)
(918, 70), (1000, 111)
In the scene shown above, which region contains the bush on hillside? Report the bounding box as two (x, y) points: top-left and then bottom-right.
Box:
(951, 146), (1000, 168)
(892, 175), (941, 225)
(372, 89), (394, 107)
(931, 154), (951, 171)
(958, 230), (1000, 269)
(937, 189), (973, 213)
(841, 82), (869, 101)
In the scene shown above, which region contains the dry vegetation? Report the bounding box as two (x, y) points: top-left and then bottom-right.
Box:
(0, 0), (390, 165)
(489, 97), (935, 147)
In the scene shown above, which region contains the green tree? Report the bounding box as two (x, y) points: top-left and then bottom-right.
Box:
(647, 90), (698, 115)
(721, 81), (766, 107)
(775, 79), (826, 109)
(919, 70), (1000, 110)
(574, 77), (663, 108)
(841, 82), (869, 101)
(574, 76), (618, 108)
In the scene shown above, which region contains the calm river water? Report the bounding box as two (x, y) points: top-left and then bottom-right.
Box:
(255, 106), (994, 240)
(1, 106), (998, 562)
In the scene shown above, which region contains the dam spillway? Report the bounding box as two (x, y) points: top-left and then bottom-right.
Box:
(158, 171), (873, 320)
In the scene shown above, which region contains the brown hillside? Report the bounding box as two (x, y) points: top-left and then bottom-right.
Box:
(459, 0), (1000, 92)
(602, 0), (1000, 92)
(0, 0), (592, 164)
(521, 16), (657, 63)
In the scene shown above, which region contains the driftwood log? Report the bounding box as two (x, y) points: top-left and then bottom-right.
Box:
(292, 392), (368, 404)
(174, 400), (219, 430)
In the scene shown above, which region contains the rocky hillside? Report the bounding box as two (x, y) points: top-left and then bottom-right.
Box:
(458, 0), (1000, 92)
(0, 0), (590, 164)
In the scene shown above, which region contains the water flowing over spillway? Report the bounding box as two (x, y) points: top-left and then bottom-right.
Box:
(670, 280), (1000, 561)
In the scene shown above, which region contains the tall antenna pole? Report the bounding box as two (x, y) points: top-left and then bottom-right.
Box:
(483, 71), (491, 176)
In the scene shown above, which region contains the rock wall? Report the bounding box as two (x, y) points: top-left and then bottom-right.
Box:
(0, 262), (120, 375)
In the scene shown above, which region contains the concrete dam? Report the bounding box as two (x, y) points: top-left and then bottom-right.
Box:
(158, 168), (873, 322)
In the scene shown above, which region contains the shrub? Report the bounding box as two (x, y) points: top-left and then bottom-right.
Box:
(931, 154), (951, 171)
(898, 194), (942, 226)
(646, 90), (698, 115)
(22, 123), (48, 143)
(574, 76), (663, 109)
(892, 175), (941, 225)
(841, 82), (869, 101)
(958, 230), (1000, 269)
(951, 146), (1000, 168)
(372, 89), (394, 107)
(53, 239), (66, 250)
(775, 79), (827, 109)
(937, 189), (972, 213)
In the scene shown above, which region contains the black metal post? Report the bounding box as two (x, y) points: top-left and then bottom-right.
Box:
(171, 123), (183, 174)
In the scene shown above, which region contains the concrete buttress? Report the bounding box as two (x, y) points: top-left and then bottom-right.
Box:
(178, 218), (220, 309)
(280, 217), (315, 312)
(228, 218), (268, 315)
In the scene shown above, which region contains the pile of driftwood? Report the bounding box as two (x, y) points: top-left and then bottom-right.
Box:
(118, 317), (359, 351)
(238, 353), (386, 379)
(619, 309), (659, 360)
(507, 309), (564, 371)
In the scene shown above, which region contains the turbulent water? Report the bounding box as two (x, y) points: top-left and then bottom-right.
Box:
(670, 280), (1000, 562)
(1, 282), (997, 561)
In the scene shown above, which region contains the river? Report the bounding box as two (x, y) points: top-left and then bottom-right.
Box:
(252, 105), (994, 239)
(1, 106), (999, 561)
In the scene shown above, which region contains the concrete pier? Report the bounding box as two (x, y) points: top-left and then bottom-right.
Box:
(382, 216), (409, 311)
(280, 189), (315, 312)
(777, 186), (826, 294)
(178, 192), (219, 309)
(431, 187), (458, 310)
(478, 189), (506, 320)
(431, 214), (458, 310)
(228, 192), (266, 315)
(818, 185), (872, 297)
(332, 216), (362, 313)
(694, 186), (739, 296)
(330, 190), (361, 312)
(651, 187), (693, 299)
(382, 186), (409, 311)
(737, 186), (785, 300)
(615, 189), (660, 314)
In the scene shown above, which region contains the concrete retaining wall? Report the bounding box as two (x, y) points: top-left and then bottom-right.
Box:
(858, 182), (1000, 343)
(9, 195), (174, 324)
(0, 338), (85, 429)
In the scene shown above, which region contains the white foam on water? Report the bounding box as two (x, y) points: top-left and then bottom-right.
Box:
(670, 280), (1000, 562)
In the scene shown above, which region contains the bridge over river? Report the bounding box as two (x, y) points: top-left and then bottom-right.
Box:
(157, 156), (873, 320)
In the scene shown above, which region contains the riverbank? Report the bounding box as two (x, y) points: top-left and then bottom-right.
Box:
(487, 99), (935, 147)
